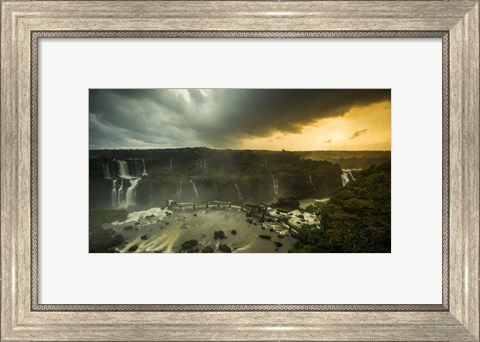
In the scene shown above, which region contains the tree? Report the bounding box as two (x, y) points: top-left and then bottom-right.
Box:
(291, 161), (391, 253)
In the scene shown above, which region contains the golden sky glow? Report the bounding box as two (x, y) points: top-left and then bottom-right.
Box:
(237, 100), (391, 151)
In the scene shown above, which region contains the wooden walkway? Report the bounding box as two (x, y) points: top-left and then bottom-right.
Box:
(168, 201), (236, 210)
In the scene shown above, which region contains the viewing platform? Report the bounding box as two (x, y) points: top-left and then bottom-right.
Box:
(167, 200), (237, 210)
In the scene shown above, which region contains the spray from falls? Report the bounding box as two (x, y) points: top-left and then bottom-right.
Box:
(190, 179), (199, 198)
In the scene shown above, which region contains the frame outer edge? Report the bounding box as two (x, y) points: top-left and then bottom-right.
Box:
(449, 2), (480, 341)
(1, 1), (20, 341)
(1, 1), (479, 341)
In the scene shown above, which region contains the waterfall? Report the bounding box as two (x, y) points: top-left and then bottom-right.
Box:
(125, 178), (140, 207)
(118, 160), (130, 178)
(234, 183), (243, 201)
(341, 172), (350, 186)
(118, 179), (125, 207)
(272, 176), (279, 198)
(348, 171), (355, 181)
(196, 159), (207, 169)
(103, 163), (112, 179)
(308, 175), (317, 193)
(142, 159), (148, 176)
(190, 179), (199, 198)
(176, 181), (183, 200)
(111, 180), (117, 207)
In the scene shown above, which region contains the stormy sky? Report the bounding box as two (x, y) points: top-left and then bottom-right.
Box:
(89, 89), (391, 151)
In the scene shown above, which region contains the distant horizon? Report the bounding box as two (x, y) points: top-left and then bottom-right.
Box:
(89, 147), (391, 152)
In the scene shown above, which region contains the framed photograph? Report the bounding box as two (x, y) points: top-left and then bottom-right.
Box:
(1, 1), (478, 341)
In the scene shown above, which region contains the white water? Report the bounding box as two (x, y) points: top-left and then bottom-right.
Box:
(267, 208), (320, 229)
(348, 171), (355, 181)
(118, 160), (130, 178)
(103, 163), (112, 179)
(111, 207), (172, 226)
(118, 179), (125, 207)
(111, 180), (117, 207)
(190, 179), (199, 198)
(308, 175), (317, 192)
(125, 178), (140, 207)
(341, 172), (350, 186)
(234, 183), (243, 201)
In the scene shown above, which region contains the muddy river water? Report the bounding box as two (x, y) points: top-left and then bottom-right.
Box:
(107, 207), (303, 253)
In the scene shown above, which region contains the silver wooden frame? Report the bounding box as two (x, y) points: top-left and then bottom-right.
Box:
(1, 1), (479, 341)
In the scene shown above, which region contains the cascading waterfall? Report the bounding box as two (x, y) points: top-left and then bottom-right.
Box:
(125, 178), (140, 207)
(142, 159), (148, 176)
(118, 179), (125, 207)
(176, 181), (183, 200)
(103, 163), (112, 179)
(118, 160), (130, 178)
(108, 158), (148, 208)
(341, 172), (350, 186)
(190, 179), (199, 198)
(111, 179), (117, 207)
(272, 176), (279, 199)
(234, 183), (244, 201)
(348, 171), (355, 181)
(308, 175), (317, 193)
(195, 159), (207, 169)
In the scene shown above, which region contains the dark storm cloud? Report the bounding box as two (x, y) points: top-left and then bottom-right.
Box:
(89, 89), (390, 149)
(349, 129), (368, 140)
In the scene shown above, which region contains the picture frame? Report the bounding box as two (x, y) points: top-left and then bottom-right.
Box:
(1, 1), (478, 341)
